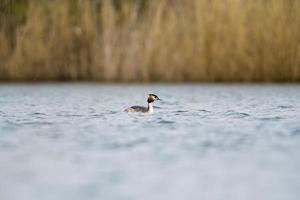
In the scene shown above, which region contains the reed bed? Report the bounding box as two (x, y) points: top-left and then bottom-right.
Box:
(0, 0), (300, 82)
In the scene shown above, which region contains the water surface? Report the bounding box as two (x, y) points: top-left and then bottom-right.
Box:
(0, 84), (300, 200)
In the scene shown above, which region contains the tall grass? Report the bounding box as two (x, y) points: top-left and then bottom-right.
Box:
(0, 0), (300, 82)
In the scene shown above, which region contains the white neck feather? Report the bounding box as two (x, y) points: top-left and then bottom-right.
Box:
(148, 103), (153, 113)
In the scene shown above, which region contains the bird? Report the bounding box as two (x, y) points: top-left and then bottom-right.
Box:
(125, 94), (161, 113)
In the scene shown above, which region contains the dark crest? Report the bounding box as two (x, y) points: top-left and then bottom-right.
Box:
(149, 94), (158, 98)
(148, 94), (160, 103)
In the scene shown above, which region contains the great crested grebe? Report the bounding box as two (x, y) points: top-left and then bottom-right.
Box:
(125, 94), (161, 113)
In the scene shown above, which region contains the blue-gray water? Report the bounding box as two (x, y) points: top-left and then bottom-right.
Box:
(0, 84), (300, 200)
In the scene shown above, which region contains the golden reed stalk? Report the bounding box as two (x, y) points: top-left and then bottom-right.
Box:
(0, 0), (300, 82)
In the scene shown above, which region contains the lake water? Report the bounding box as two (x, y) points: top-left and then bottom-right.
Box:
(0, 84), (300, 200)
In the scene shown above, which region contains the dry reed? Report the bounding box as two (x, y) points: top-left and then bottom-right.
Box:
(0, 0), (300, 82)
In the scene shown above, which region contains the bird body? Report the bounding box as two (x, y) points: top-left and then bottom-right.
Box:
(125, 94), (160, 113)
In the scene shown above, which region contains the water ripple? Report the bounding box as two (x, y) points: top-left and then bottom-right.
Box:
(277, 105), (294, 109)
(158, 120), (175, 124)
(224, 110), (250, 118)
(176, 110), (189, 113)
(258, 116), (283, 121)
(198, 109), (212, 113)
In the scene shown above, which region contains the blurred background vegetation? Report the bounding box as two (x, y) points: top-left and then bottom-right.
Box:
(0, 0), (300, 82)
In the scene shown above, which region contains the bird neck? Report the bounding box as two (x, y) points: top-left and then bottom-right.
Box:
(148, 102), (153, 113)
